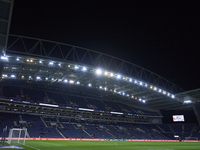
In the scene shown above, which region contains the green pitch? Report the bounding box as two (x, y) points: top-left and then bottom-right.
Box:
(4, 141), (200, 150)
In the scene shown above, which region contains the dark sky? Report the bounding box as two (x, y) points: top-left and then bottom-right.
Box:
(9, 0), (200, 91)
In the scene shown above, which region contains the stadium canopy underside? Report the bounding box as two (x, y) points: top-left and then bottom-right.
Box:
(0, 35), (197, 110)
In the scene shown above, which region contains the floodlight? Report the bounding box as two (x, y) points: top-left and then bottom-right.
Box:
(64, 79), (68, 83)
(2, 74), (8, 78)
(139, 98), (142, 101)
(76, 81), (80, 85)
(158, 89), (162, 92)
(184, 100), (192, 104)
(129, 78), (132, 82)
(96, 69), (102, 75)
(154, 87), (157, 91)
(117, 74), (121, 79)
(68, 65), (71, 67)
(122, 92), (125, 95)
(88, 83), (92, 87)
(167, 93), (170, 96)
(163, 91), (166, 95)
(21, 76), (24, 79)
(27, 59), (30, 62)
(171, 95), (175, 99)
(45, 77), (48, 80)
(16, 58), (20, 61)
(150, 86), (153, 89)
(99, 86), (103, 89)
(30, 60), (33, 62)
(69, 80), (74, 84)
(11, 75), (15, 78)
(1, 56), (8, 60)
(110, 73), (114, 77)
(29, 76), (32, 79)
(82, 67), (87, 71)
(36, 76), (41, 80)
(74, 66), (79, 69)
(49, 62), (54, 65)
(145, 83), (148, 87)
(39, 60), (42, 63)
(127, 94), (129, 97)
(139, 81), (143, 85)
(104, 87), (107, 91)
(104, 71), (108, 75)
(134, 80), (137, 84)
(142, 100), (146, 103)
(131, 96), (134, 98)
(58, 63), (61, 66)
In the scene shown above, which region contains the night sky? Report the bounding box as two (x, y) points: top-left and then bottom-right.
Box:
(9, 0), (200, 91)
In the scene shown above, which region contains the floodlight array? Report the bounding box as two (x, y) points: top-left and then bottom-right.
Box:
(0, 55), (176, 104)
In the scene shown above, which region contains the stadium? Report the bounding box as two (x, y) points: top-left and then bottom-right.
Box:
(0, 0), (200, 149)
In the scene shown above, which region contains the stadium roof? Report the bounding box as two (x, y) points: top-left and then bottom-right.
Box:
(0, 0), (14, 55)
(0, 35), (196, 110)
(0, 0), (198, 111)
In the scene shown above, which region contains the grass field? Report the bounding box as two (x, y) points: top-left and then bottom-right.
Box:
(2, 141), (200, 150)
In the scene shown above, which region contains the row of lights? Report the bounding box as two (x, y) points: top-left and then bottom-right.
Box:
(1, 56), (175, 100)
(94, 68), (175, 99)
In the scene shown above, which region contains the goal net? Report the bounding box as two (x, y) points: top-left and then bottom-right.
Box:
(7, 128), (27, 145)
(185, 137), (198, 142)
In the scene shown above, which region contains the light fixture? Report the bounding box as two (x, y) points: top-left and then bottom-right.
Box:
(1, 56), (8, 60)
(96, 69), (102, 75)
(110, 73), (114, 77)
(171, 95), (175, 99)
(88, 83), (92, 87)
(11, 75), (16, 78)
(129, 78), (132, 82)
(64, 79), (68, 83)
(76, 81), (80, 85)
(49, 62), (54, 65)
(82, 67), (87, 71)
(183, 100), (192, 104)
(74, 66), (79, 69)
(104, 71), (108, 75)
(117, 74), (121, 79)
(69, 80), (74, 84)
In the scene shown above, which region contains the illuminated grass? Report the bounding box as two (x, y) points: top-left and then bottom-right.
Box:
(4, 141), (200, 150)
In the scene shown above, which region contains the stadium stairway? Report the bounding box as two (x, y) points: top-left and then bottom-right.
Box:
(82, 129), (93, 138)
(40, 117), (48, 127)
(56, 128), (66, 138)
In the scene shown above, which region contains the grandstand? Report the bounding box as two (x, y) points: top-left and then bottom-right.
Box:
(0, 1), (200, 149)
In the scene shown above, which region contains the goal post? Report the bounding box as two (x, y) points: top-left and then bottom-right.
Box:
(185, 137), (198, 142)
(7, 128), (27, 145)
